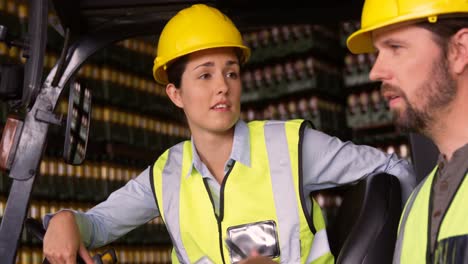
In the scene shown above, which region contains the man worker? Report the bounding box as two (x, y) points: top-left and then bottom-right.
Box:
(347, 0), (468, 262)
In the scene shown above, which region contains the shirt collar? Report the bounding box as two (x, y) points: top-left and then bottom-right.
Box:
(437, 143), (468, 171)
(186, 120), (251, 178)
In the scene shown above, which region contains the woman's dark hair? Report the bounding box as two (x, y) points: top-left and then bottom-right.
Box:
(166, 55), (189, 88)
(165, 48), (245, 88)
(417, 16), (468, 55)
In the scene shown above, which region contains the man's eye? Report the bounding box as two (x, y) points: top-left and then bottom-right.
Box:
(390, 44), (401, 50)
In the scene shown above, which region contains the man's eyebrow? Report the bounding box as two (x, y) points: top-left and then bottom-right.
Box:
(381, 37), (406, 46)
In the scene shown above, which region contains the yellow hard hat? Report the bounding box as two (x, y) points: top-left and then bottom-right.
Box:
(152, 4), (251, 85)
(347, 0), (468, 54)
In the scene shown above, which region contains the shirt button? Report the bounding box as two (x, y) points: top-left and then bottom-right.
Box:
(440, 180), (448, 192)
(433, 210), (442, 218)
(438, 163), (444, 170)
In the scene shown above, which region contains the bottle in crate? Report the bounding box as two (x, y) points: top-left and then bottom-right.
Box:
(303, 24), (315, 49)
(294, 59), (307, 81)
(56, 160), (72, 201)
(258, 28), (271, 61)
(74, 165), (89, 202)
(0, 42), (9, 63)
(19, 246), (32, 264)
(17, 2), (28, 38)
(241, 70), (254, 94)
(298, 97), (310, 121)
(32, 247), (43, 264)
(273, 63), (287, 90)
(2, 0), (19, 38)
(0, 196), (5, 223)
(270, 26), (285, 58)
(83, 163), (97, 203)
(44, 159), (57, 199)
(107, 164), (119, 193)
(99, 162), (111, 199)
(308, 96), (321, 130)
(246, 108), (256, 122)
(359, 92), (371, 128)
(253, 68), (265, 92)
(284, 60), (297, 85)
(356, 54), (371, 84)
(263, 65), (275, 91)
(399, 143), (412, 163)
(133, 115), (149, 148)
(346, 94), (359, 129)
(277, 102), (289, 120)
(305, 57), (316, 81)
(370, 89), (389, 126)
(288, 100), (299, 119)
(247, 31), (260, 63)
(280, 26), (294, 57)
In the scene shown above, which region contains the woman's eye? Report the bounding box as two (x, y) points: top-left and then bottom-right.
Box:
(199, 73), (211, 79)
(226, 72), (239, 79)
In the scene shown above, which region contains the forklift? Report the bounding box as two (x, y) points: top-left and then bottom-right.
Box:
(0, 1), (439, 263)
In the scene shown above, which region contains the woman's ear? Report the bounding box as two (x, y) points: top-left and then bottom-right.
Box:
(166, 83), (184, 108)
(450, 28), (468, 75)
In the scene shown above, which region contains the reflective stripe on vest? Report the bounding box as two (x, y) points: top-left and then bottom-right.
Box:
(393, 166), (468, 263)
(151, 120), (332, 263)
(265, 121), (301, 262)
(392, 176), (428, 264)
(159, 143), (190, 263)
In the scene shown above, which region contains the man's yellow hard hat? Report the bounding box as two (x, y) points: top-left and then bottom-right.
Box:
(347, 0), (468, 54)
(152, 4), (251, 85)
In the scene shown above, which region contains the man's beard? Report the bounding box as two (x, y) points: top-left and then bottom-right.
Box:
(382, 55), (456, 135)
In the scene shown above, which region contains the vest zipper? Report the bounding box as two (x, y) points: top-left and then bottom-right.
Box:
(202, 161), (236, 264)
(427, 176), (436, 263)
(298, 121), (317, 234)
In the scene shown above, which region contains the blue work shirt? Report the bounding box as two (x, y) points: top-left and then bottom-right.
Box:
(44, 120), (415, 248)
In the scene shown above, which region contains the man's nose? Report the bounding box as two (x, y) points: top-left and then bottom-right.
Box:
(369, 53), (391, 82)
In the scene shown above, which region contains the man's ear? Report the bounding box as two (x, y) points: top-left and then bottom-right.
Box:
(166, 83), (184, 108)
(450, 28), (468, 74)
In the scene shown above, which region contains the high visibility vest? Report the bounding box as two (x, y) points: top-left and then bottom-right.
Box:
(151, 120), (333, 263)
(393, 166), (468, 263)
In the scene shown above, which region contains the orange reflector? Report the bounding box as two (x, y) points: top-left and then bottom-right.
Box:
(0, 117), (24, 171)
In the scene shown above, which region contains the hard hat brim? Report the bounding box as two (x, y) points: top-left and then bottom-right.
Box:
(153, 44), (250, 86)
(346, 11), (462, 54)
(347, 29), (374, 55)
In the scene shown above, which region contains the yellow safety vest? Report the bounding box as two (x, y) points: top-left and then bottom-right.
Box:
(151, 120), (333, 263)
(394, 166), (468, 263)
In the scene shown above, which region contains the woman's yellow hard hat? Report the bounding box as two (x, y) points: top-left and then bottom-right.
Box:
(153, 4), (251, 85)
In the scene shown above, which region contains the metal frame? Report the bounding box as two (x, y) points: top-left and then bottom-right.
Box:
(0, 0), (49, 261)
(0, 3), (169, 262)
